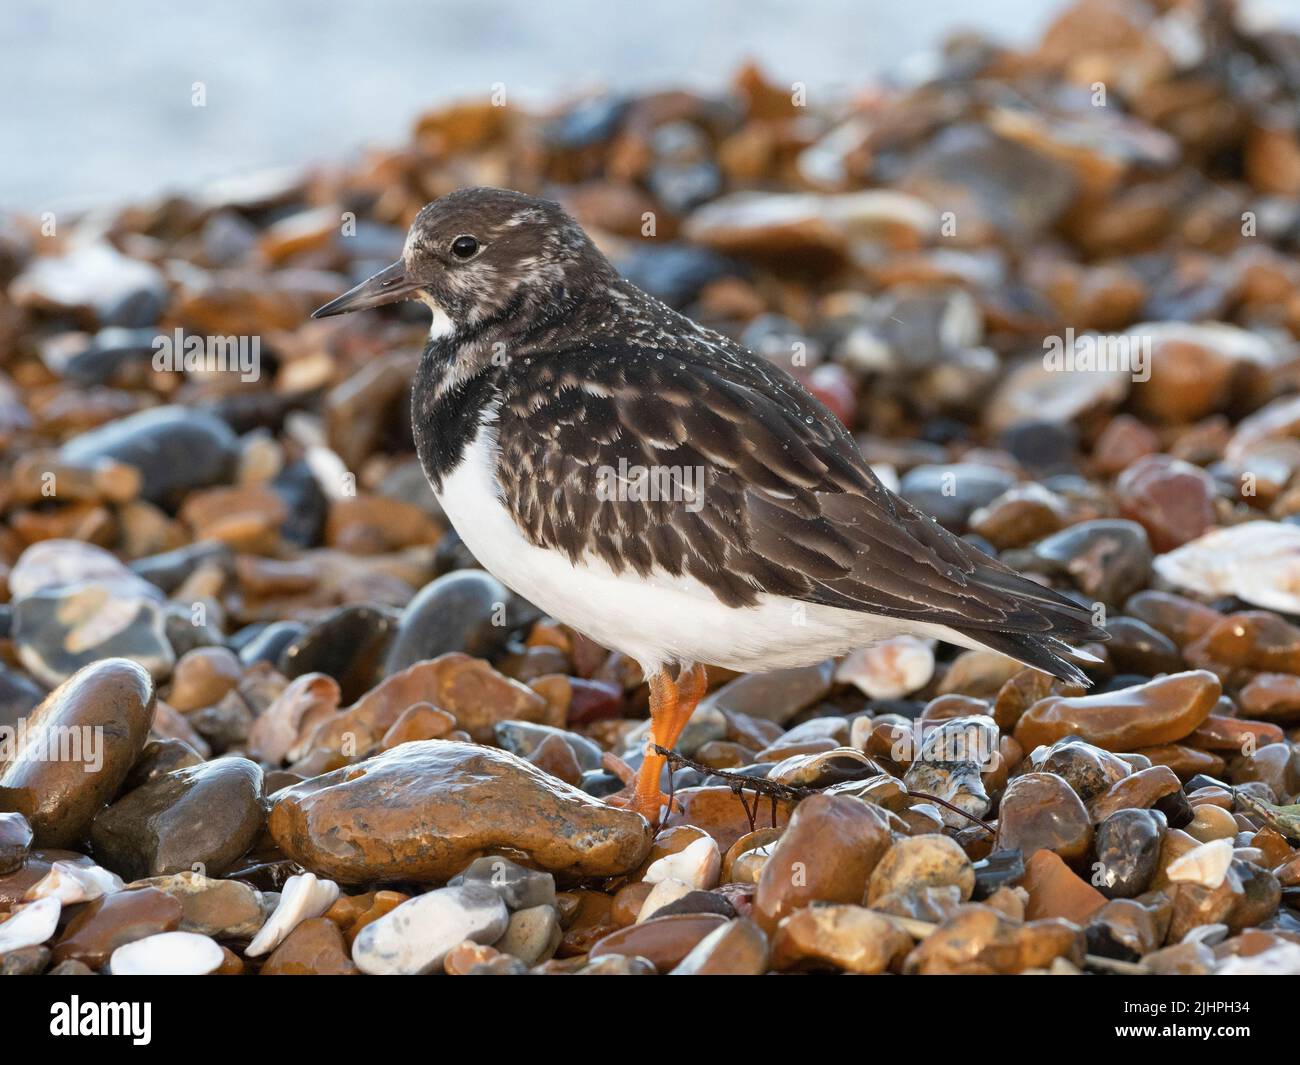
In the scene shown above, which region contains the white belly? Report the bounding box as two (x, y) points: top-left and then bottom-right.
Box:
(435, 422), (972, 675)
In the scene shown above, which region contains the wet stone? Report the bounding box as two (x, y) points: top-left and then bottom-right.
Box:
(697, 661), (835, 724)
(1184, 610), (1300, 677)
(494, 720), (602, 772)
(167, 647), (241, 712)
(384, 570), (533, 674)
(1014, 671), (1220, 752)
(1230, 742), (1300, 800)
(0, 659), (155, 848)
(996, 772), (1093, 862)
(131, 871), (267, 939)
(51, 886), (183, 968)
(1021, 850), (1106, 924)
(1239, 673), (1300, 722)
(1035, 737), (1132, 802)
(495, 904), (561, 966)
(0, 945), (49, 975)
(668, 917), (768, 975)
(89, 758), (265, 881)
(1022, 519), (1152, 603)
(754, 794), (890, 932)
(1102, 617), (1182, 677)
(968, 482), (1070, 549)
(903, 903), (1084, 975)
(972, 850), (1025, 900)
(122, 739), (204, 793)
(309, 654), (550, 754)
(260, 917), (360, 975)
(1087, 899), (1162, 959)
(1115, 453), (1217, 553)
(246, 672), (340, 765)
(237, 621), (306, 669)
(770, 904), (911, 974)
(270, 741), (652, 883)
(868, 834), (975, 905)
(662, 786), (794, 853)
(589, 913), (729, 973)
(0, 666), (44, 732)
(898, 463), (1016, 529)
(380, 703), (459, 750)
(1228, 861), (1281, 932)
(644, 889), (736, 922)
(768, 747), (881, 789)
(277, 603), (399, 704)
(0, 812), (33, 875)
(1087, 764), (1184, 823)
(1095, 809), (1165, 899)
(448, 856), (556, 911)
(900, 715), (997, 828)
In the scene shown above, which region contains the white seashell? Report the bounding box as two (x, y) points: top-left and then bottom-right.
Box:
(1153, 521), (1300, 614)
(0, 896), (61, 953)
(637, 878), (693, 923)
(110, 931), (223, 975)
(244, 872), (339, 957)
(1165, 837), (1234, 890)
(837, 635), (935, 700)
(642, 836), (720, 890)
(24, 860), (124, 905)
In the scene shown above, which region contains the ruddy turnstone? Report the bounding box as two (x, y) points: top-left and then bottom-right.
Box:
(315, 187), (1108, 823)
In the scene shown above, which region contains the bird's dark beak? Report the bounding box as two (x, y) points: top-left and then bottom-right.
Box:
(312, 260), (418, 318)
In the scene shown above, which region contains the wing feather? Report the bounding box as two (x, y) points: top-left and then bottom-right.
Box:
(492, 328), (1105, 643)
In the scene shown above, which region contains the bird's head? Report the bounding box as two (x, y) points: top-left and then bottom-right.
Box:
(312, 186), (612, 335)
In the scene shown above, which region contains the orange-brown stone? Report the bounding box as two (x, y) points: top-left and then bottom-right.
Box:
(662, 786), (794, 852)
(589, 913), (728, 972)
(903, 903), (1085, 974)
(260, 917), (360, 975)
(1021, 849), (1107, 923)
(51, 887), (182, 968)
(1087, 764), (1183, 823)
(753, 794), (890, 933)
(268, 740), (652, 883)
(1014, 671), (1219, 752)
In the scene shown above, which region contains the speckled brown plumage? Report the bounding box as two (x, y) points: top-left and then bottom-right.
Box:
(489, 285), (1104, 648)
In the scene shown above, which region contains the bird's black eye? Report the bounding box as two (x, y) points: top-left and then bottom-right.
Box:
(450, 235), (480, 259)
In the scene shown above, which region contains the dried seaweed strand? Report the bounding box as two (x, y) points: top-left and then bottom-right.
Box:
(651, 744), (996, 835)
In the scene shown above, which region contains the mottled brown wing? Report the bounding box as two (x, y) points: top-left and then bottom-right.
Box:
(493, 337), (1100, 641)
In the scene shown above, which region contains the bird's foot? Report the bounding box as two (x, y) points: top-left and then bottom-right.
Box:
(602, 751), (678, 818)
(613, 663), (708, 827)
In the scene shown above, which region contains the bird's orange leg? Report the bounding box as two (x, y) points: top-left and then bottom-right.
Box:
(632, 663), (707, 824)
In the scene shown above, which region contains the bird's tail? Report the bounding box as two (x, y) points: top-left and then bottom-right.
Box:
(950, 627), (1100, 688)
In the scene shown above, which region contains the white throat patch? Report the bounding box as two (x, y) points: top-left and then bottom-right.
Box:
(418, 292), (455, 340)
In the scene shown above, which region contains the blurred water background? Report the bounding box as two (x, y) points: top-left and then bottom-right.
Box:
(2, 0), (1067, 210)
(5, 0), (1297, 212)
